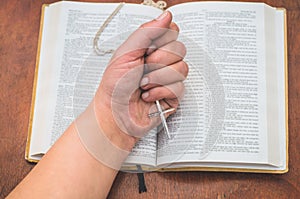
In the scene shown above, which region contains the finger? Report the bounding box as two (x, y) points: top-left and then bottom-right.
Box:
(163, 98), (180, 111)
(160, 98), (180, 117)
(145, 41), (186, 73)
(111, 11), (173, 63)
(170, 22), (179, 32)
(146, 22), (179, 55)
(141, 81), (185, 103)
(153, 22), (180, 48)
(141, 61), (188, 90)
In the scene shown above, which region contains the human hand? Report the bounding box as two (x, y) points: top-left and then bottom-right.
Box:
(94, 11), (188, 148)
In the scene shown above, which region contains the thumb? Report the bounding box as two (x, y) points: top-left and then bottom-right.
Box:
(111, 11), (173, 62)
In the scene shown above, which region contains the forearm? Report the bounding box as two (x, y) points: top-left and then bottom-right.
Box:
(8, 122), (128, 199)
(8, 11), (186, 198)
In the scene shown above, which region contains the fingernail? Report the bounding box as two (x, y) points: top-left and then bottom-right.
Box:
(156, 11), (168, 20)
(140, 77), (149, 87)
(142, 92), (149, 99)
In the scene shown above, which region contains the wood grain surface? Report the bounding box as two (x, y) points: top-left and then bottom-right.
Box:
(0, 0), (299, 198)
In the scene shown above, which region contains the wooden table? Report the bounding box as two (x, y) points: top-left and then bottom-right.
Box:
(0, 0), (299, 198)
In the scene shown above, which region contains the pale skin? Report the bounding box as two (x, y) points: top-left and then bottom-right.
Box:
(8, 11), (188, 199)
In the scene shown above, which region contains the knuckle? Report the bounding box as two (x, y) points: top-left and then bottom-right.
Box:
(180, 61), (189, 78)
(173, 41), (186, 58)
(160, 41), (186, 58)
(176, 82), (185, 100)
(177, 82), (185, 93)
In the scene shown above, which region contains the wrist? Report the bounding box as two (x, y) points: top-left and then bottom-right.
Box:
(92, 97), (138, 151)
(74, 100), (136, 170)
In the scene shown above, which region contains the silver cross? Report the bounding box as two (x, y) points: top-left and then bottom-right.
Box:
(148, 100), (175, 139)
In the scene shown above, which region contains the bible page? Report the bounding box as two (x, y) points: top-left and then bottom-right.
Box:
(28, 1), (162, 166)
(156, 2), (285, 169)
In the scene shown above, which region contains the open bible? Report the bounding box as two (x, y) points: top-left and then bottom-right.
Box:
(26, 1), (288, 173)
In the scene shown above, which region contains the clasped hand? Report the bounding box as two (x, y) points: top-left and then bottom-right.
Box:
(93, 11), (188, 149)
